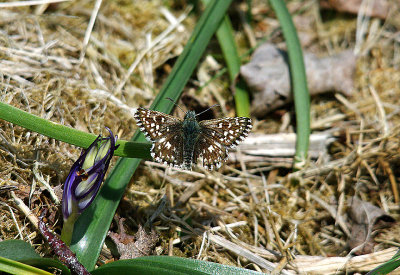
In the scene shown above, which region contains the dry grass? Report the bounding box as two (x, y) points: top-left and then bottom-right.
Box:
(1, 0), (400, 274)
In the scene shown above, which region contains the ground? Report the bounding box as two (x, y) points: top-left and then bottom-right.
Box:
(0, 0), (400, 274)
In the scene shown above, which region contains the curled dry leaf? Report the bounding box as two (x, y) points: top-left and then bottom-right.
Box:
(240, 43), (356, 117)
(320, 0), (390, 19)
(108, 218), (158, 260)
(347, 196), (395, 255)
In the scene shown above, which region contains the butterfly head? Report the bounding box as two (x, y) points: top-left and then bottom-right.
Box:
(166, 97), (219, 121)
(183, 110), (197, 121)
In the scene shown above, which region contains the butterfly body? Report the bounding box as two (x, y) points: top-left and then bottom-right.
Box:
(134, 107), (252, 170)
(181, 111), (201, 169)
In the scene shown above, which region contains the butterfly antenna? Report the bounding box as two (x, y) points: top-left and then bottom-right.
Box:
(195, 104), (220, 117)
(166, 97), (186, 114)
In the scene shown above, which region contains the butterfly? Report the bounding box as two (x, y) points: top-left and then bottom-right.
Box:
(134, 104), (252, 170)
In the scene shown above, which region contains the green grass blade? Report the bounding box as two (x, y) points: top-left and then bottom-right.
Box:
(233, 80), (251, 118)
(268, 0), (310, 169)
(367, 249), (400, 275)
(0, 239), (71, 274)
(0, 256), (54, 275)
(0, 101), (151, 159)
(69, 0), (233, 271)
(91, 256), (263, 275)
(216, 16), (240, 81)
(215, 14), (250, 117)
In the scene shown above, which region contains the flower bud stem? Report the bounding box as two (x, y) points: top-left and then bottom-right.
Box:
(61, 212), (79, 246)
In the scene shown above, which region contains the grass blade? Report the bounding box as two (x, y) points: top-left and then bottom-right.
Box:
(92, 256), (263, 275)
(0, 256), (55, 275)
(215, 14), (251, 117)
(69, 0), (234, 270)
(367, 249), (400, 275)
(0, 101), (151, 159)
(268, 0), (310, 170)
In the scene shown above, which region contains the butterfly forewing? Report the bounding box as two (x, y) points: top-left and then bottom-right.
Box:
(199, 117), (252, 147)
(134, 107), (182, 141)
(134, 107), (185, 167)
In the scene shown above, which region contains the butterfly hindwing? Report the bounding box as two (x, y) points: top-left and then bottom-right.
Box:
(193, 132), (228, 170)
(151, 125), (184, 167)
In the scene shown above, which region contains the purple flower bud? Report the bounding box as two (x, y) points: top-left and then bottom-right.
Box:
(62, 127), (119, 221)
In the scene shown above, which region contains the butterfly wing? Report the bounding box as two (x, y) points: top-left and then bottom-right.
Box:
(134, 107), (182, 140)
(151, 129), (184, 167)
(199, 117), (252, 147)
(193, 133), (228, 170)
(134, 107), (184, 167)
(195, 117), (252, 170)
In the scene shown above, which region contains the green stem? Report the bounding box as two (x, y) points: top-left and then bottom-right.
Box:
(70, 0), (234, 270)
(268, 0), (310, 170)
(60, 213), (78, 246)
(0, 102), (151, 159)
(215, 14), (251, 117)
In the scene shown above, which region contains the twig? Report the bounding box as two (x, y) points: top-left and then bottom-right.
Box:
(0, 0), (69, 8)
(369, 85), (389, 136)
(379, 159), (399, 203)
(0, 202), (23, 240)
(10, 191), (38, 229)
(32, 161), (60, 204)
(197, 232), (208, 259)
(79, 0), (103, 63)
(208, 234), (294, 275)
(292, 247), (397, 274)
(310, 194), (351, 237)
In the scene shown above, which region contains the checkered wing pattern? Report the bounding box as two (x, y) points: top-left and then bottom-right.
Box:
(134, 107), (181, 140)
(135, 106), (253, 170)
(134, 107), (184, 167)
(199, 117), (252, 147)
(194, 117), (252, 170)
(193, 133), (228, 170)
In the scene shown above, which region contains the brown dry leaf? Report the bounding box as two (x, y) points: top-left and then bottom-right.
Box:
(320, 0), (390, 19)
(347, 196), (395, 255)
(108, 218), (158, 260)
(240, 43), (356, 117)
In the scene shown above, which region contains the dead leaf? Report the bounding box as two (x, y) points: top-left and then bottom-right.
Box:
(108, 218), (158, 259)
(347, 196), (395, 255)
(320, 0), (390, 19)
(240, 43), (356, 117)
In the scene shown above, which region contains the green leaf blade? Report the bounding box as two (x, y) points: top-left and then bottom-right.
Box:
(268, 0), (310, 169)
(0, 240), (70, 275)
(92, 256), (263, 275)
(70, 0), (234, 271)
